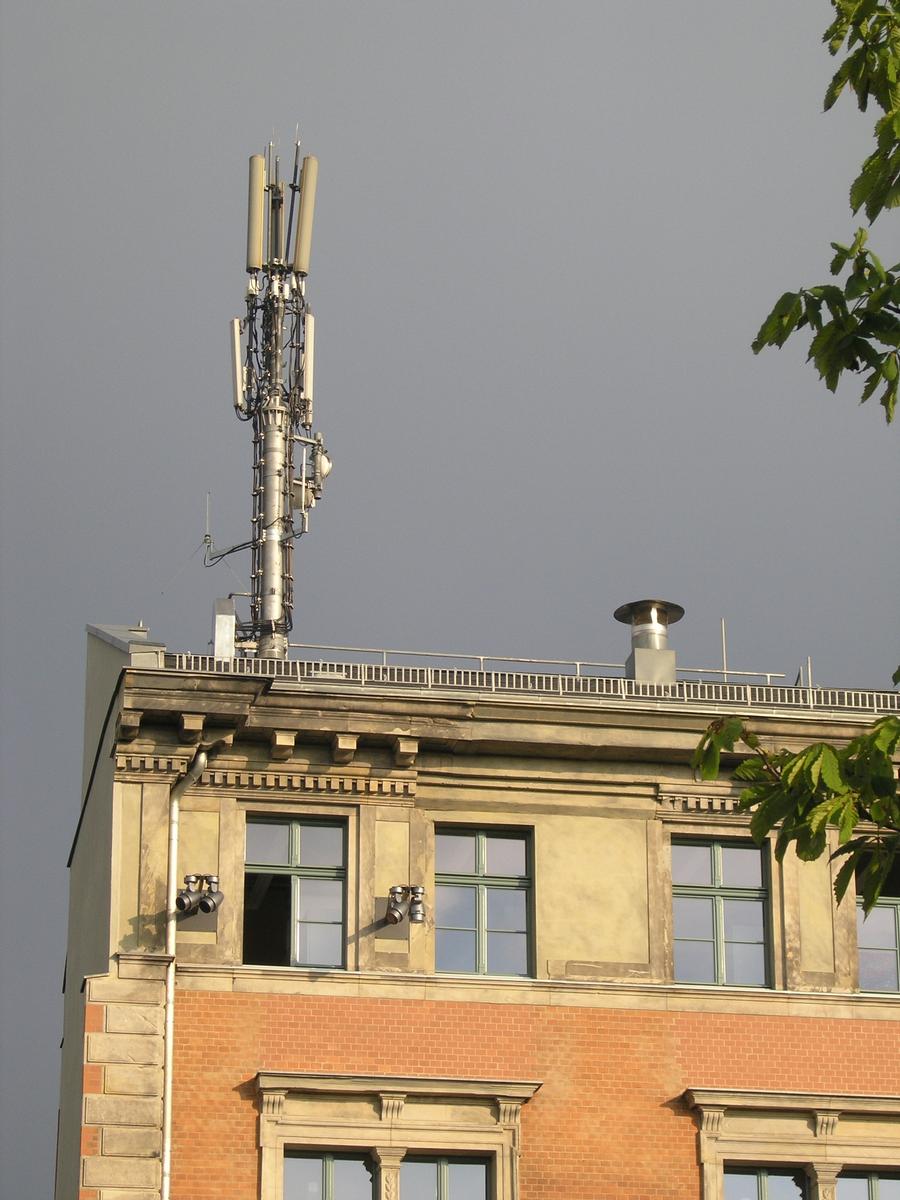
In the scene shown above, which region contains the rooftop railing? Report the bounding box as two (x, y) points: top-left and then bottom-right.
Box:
(162, 646), (899, 717)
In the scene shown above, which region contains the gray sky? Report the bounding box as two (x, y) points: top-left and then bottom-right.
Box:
(1, 2), (897, 1194)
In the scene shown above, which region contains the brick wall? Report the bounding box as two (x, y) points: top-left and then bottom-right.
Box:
(169, 992), (900, 1200)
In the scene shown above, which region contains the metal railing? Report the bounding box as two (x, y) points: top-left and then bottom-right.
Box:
(162, 651), (899, 717)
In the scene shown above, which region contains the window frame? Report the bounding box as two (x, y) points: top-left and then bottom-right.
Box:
(434, 827), (533, 978)
(838, 1171), (900, 1198)
(401, 1155), (491, 1199)
(243, 816), (348, 970)
(723, 1165), (808, 1198)
(671, 837), (771, 988)
(284, 1150), (375, 1199)
(857, 896), (900, 993)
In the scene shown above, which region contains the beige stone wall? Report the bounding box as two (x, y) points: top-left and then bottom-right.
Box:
(79, 957), (166, 1200)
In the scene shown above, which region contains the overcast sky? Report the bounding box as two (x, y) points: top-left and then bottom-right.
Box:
(1, 3), (897, 1194)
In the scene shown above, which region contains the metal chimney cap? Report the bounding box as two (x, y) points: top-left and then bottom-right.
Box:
(613, 599), (685, 627)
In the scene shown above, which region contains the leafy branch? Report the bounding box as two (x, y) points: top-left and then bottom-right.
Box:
(691, 715), (900, 911)
(752, 0), (900, 422)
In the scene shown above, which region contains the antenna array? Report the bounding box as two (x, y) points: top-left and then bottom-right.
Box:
(214, 139), (331, 659)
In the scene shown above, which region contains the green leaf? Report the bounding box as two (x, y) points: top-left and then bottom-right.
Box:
(819, 745), (847, 793)
(833, 853), (858, 903)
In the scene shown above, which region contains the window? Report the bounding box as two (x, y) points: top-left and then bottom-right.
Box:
(435, 829), (530, 976)
(724, 1168), (807, 1199)
(672, 840), (769, 986)
(258, 1072), (538, 1200)
(401, 1158), (488, 1200)
(284, 1153), (373, 1199)
(244, 819), (345, 968)
(857, 860), (900, 992)
(839, 1174), (900, 1199)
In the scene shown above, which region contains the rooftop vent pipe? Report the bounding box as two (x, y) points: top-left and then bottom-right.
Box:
(613, 599), (684, 685)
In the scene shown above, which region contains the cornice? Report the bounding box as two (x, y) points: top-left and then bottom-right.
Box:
(114, 753), (415, 799)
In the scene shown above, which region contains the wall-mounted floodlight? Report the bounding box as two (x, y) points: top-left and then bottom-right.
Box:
(175, 875), (202, 914)
(385, 884), (425, 926)
(408, 886), (425, 924)
(175, 874), (225, 917)
(198, 875), (224, 914)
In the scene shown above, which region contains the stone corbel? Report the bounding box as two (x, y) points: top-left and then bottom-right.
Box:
(179, 712), (206, 744)
(813, 1110), (840, 1138)
(270, 730), (297, 761)
(379, 1092), (406, 1122)
(331, 733), (358, 765)
(392, 737), (418, 768)
(117, 710), (142, 742)
(259, 1089), (286, 1119)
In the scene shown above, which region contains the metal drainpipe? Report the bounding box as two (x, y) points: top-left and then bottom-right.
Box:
(161, 747), (208, 1200)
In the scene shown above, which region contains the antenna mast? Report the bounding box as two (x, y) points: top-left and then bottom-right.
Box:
(226, 139), (331, 659)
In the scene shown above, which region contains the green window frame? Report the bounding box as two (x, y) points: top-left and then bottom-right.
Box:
(839, 1171), (900, 1198)
(672, 839), (770, 987)
(723, 1166), (808, 1198)
(401, 1156), (489, 1199)
(284, 1152), (373, 1198)
(244, 818), (346, 969)
(435, 828), (531, 976)
(857, 897), (900, 992)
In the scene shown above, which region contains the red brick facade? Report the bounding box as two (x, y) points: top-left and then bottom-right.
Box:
(164, 991), (900, 1199)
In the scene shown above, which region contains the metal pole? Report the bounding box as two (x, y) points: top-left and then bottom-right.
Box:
(258, 286), (289, 658)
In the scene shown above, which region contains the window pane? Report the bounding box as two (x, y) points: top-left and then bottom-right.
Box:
(400, 1161), (438, 1200)
(485, 835), (526, 877)
(331, 1157), (373, 1198)
(436, 928), (477, 972)
(672, 843), (712, 886)
(724, 941), (767, 986)
(298, 922), (343, 967)
(487, 888), (527, 931)
(879, 1178), (900, 1200)
(284, 1155), (322, 1198)
(246, 820), (290, 865)
(448, 1161), (488, 1199)
(721, 844), (763, 888)
(858, 905), (897, 949)
(243, 873), (291, 966)
(724, 1170), (759, 1200)
(674, 939), (716, 983)
(723, 899), (765, 943)
(298, 878), (342, 923)
(436, 885), (476, 929)
(837, 1178), (869, 1200)
(487, 931), (528, 975)
(766, 1172), (806, 1199)
(859, 947), (899, 991)
(674, 896), (714, 940)
(436, 833), (476, 874)
(299, 824), (343, 868)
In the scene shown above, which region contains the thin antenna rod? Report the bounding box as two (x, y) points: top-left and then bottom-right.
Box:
(285, 138), (302, 266)
(720, 618), (728, 684)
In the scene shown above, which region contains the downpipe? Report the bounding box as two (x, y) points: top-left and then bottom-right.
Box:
(161, 747), (208, 1200)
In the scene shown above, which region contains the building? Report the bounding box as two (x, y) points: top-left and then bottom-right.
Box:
(56, 612), (900, 1200)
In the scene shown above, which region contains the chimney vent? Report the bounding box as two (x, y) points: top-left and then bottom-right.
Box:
(614, 599), (684, 684)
